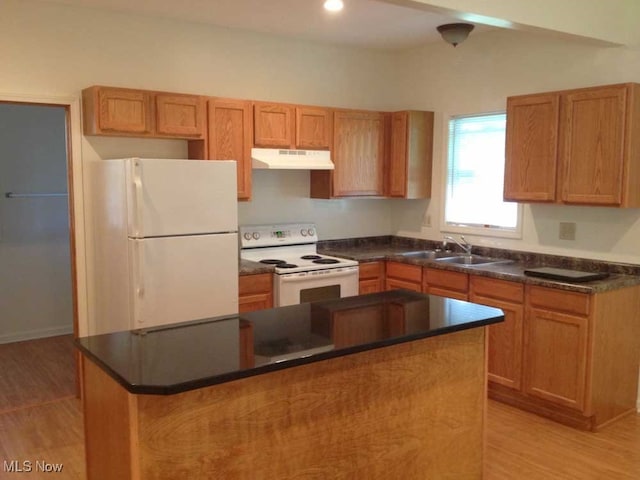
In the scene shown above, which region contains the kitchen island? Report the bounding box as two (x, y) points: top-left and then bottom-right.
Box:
(77, 290), (503, 479)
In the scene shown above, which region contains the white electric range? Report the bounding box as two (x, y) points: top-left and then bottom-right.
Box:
(240, 223), (359, 307)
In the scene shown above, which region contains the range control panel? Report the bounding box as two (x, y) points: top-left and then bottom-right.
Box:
(240, 223), (318, 248)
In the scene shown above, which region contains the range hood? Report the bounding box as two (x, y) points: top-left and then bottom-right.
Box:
(251, 148), (334, 170)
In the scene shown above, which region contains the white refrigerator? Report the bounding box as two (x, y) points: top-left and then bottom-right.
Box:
(88, 158), (238, 335)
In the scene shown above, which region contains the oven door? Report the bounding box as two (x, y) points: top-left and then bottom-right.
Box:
(274, 266), (359, 307)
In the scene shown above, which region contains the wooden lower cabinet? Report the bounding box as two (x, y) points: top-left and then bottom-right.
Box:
(358, 261), (385, 294)
(423, 268), (469, 300)
(239, 273), (273, 313)
(488, 283), (640, 431)
(524, 304), (588, 411)
(470, 277), (524, 391)
(385, 261), (422, 292)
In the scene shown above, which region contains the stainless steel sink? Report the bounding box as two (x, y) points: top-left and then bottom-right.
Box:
(399, 250), (454, 260)
(435, 255), (513, 267)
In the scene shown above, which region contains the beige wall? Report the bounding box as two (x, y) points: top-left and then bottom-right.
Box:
(0, 0), (400, 332)
(3, 0), (640, 336)
(0, 0), (397, 241)
(391, 28), (640, 265)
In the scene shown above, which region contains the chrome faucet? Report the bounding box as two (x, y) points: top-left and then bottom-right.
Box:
(443, 235), (472, 255)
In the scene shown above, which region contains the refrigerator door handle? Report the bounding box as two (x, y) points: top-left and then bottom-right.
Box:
(133, 161), (143, 237)
(135, 240), (145, 324)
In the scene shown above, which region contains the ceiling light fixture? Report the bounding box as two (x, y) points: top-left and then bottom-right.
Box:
(324, 0), (344, 13)
(437, 23), (475, 47)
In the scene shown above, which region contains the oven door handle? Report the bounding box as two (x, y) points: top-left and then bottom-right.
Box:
(279, 268), (358, 283)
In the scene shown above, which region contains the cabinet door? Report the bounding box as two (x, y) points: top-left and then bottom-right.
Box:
(504, 93), (560, 202)
(156, 94), (204, 138)
(388, 112), (408, 197)
(423, 268), (469, 300)
(97, 87), (152, 135)
(524, 307), (589, 411)
(238, 274), (273, 313)
(473, 295), (524, 390)
(559, 85), (627, 205)
(385, 277), (421, 293)
(358, 261), (384, 294)
(296, 107), (332, 149)
(333, 110), (385, 196)
(253, 103), (294, 148)
(209, 98), (253, 200)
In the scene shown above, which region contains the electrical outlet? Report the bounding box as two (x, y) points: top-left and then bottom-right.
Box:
(559, 222), (576, 240)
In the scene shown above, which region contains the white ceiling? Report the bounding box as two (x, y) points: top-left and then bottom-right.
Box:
(40, 0), (494, 50)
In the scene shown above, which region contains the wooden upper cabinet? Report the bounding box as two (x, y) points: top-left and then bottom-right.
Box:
(332, 110), (385, 197)
(156, 93), (205, 138)
(504, 82), (640, 207)
(83, 86), (152, 136)
(296, 107), (332, 149)
(387, 111), (434, 199)
(388, 112), (408, 197)
(208, 98), (253, 200)
(82, 86), (204, 139)
(504, 93), (560, 202)
(253, 102), (295, 148)
(559, 85), (631, 206)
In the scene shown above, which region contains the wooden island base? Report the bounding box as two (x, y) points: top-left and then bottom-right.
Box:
(82, 327), (487, 479)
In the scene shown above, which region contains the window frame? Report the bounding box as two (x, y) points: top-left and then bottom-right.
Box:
(441, 111), (523, 240)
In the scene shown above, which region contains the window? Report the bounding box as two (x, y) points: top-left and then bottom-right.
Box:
(444, 112), (521, 237)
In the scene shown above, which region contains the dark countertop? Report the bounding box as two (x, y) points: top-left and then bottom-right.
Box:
(318, 240), (640, 294)
(76, 290), (503, 395)
(240, 258), (274, 275)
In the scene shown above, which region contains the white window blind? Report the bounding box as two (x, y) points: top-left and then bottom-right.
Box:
(445, 112), (519, 232)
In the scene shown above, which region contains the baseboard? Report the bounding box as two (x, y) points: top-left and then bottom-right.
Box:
(0, 325), (73, 344)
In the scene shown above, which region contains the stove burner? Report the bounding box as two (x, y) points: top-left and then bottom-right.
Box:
(276, 263), (298, 269)
(260, 259), (286, 265)
(313, 258), (341, 265)
(301, 255), (322, 260)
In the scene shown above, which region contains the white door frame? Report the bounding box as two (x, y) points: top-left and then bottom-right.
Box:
(0, 92), (88, 340)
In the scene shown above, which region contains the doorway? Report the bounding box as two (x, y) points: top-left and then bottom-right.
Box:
(0, 99), (82, 409)
(0, 103), (71, 341)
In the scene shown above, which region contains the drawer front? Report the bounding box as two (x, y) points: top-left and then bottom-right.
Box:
(386, 261), (422, 283)
(385, 277), (422, 293)
(423, 268), (469, 294)
(470, 276), (524, 303)
(239, 273), (273, 296)
(359, 261), (384, 280)
(527, 285), (590, 316)
(428, 287), (469, 301)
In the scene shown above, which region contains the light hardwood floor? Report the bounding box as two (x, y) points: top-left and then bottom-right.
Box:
(0, 336), (638, 479)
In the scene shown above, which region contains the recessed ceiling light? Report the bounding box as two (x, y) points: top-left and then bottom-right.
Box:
(324, 0), (344, 13)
